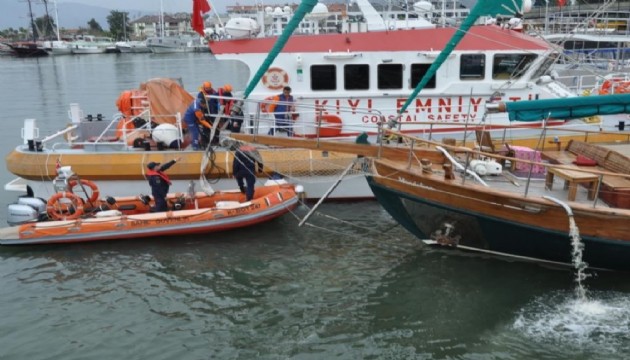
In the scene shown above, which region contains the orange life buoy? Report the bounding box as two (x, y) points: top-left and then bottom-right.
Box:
(47, 192), (85, 220)
(259, 96), (276, 113)
(316, 114), (343, 137)
(261, 67), (289, 90)
(116, 90), (133, 116)
(68, 179), (100, 204)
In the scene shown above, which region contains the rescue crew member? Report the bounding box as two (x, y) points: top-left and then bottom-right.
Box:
(232, 144), (264, 201)
(199, 81), (219, 116)
(146, 158), (181, 212)
(199, 81), (220, 146)
(217, 84), (240, 133)
(183, 93), (211, 150)
(267, 86), (295, 136)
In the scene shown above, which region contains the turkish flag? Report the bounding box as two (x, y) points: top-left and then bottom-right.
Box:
(558, 0), (566, 7)
(192, 0), (211, 36)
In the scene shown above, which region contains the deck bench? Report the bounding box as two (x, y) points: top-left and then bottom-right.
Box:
(541, 140), (630, 208)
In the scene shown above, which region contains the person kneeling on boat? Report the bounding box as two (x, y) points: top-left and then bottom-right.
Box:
(233, 145), (264, 201)
(147, 158), (181, 212)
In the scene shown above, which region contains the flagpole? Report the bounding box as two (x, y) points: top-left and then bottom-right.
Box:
(207, 0), (224, 29)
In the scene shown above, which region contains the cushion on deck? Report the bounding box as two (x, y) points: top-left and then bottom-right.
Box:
(574, 155), (597, 166)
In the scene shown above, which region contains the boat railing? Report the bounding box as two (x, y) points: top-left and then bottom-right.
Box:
(45, 106), (186, 152)
(380, 127), (630, 209)
(225, 95), (388, 141)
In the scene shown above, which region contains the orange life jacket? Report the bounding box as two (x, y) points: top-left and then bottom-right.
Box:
(146, 169), (172, 185)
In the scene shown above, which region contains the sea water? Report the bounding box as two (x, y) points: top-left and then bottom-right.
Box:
(1, 53), (630, 359)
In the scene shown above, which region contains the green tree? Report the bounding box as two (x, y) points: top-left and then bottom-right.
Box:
(34, 15), (56, 38)
(107, 10), (131, 40)
(87, 18), (103, 34)
(18, 27), (27, 40)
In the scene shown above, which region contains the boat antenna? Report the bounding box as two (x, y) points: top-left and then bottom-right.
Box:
(397, 0), (529, 118)
(242, 0), (319, 99)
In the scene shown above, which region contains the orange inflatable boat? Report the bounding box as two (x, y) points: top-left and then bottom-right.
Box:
(1, 181), (300, 245)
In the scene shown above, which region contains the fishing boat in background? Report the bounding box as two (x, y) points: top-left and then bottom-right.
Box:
(7, 0), (48, 57)
(7, 41), (48, 57)
(116, 40), (151, 53)
(0, 166), (301, 245)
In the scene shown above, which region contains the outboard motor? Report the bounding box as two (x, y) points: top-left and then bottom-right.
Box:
(7, 196), (47, 225)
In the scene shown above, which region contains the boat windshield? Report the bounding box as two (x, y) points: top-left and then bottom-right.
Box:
(531, 53), (559, 79)
(492, 54), (538, 80)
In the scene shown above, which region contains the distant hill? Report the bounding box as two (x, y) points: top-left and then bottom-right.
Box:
(0, 1), (151, 31)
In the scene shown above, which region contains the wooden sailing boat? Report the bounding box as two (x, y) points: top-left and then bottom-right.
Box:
(227, 0), (630, 271)
(9, 0), (48, 57)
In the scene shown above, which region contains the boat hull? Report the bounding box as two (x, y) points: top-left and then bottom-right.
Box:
(366, 165), (630, 272)
(5, 147), (373, 200)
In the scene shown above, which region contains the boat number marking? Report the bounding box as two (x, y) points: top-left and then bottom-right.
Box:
(226, 203), (261, 216)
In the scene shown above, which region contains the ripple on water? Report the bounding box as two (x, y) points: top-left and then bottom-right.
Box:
(512, 290), (630, 356)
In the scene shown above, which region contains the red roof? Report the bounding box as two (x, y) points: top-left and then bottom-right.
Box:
(211, 26), (550, 54)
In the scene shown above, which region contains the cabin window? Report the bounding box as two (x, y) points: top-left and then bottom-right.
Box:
(377, 64), (403, 89)
(460, 54), (485, 80)
(492, 54), (538, 80)
(344, 64), (370, 90)
(410, 64), (436, 88)
(311, 65), (336, 91)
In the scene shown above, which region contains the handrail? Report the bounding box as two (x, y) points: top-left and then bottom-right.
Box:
(385, 128), (630, 182)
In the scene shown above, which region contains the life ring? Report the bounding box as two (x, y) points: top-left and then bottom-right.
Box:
(262, 67), (289, 90)
(316, 114), (343, 137)
(47, 192), (85, 220)
(259, 96), (276, 113)
(68, 179), (100, 204)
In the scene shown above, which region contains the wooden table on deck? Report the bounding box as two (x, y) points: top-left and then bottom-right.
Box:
(545, 167), (599, 201)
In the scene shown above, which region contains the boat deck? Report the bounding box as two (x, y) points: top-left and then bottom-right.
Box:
(393, 156), (614, 210)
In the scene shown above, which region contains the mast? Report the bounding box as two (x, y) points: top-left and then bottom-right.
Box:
(160, 0), (165, 37)
(123, 12), (127, 40)
(27, 0), (37, 41)
(52, 0), (61, 41)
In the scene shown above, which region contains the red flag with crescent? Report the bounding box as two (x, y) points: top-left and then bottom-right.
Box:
(557, 0), (566, 7)
(192, 0), (211, 36)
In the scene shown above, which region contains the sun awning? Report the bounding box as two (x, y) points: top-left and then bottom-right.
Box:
(502, 94), (630, 122)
